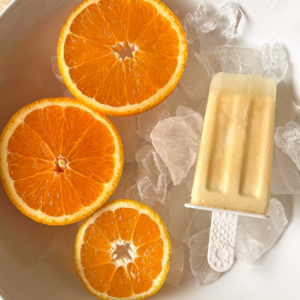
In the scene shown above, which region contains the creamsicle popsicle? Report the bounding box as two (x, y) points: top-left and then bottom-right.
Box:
(191, 72), (276, 215)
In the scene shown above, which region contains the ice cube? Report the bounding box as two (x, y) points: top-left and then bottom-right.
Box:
(195, 49), (222, 78)
(162, 185), (198, 242)
(192, 5), (217, 35)
(261, 43), (288, 84)
(190, 210), (211, 237)
(137, 101), (169, 142)
(165, 234), (184, 286)
(166, 87), (192, 117)
(214, 3), (242, 44)
(186, 229), (221, 286)
(109, 164), (137, 201)
(183, 13), (199, 44)
(178, 44), (210, 103)
(126, 183), (166, 216)
(61, 84), (75, 98)
(235, 198), (288, 264)
(182, 162), (196, 193)
(126, 146), (170, 214)
(175, 106), (195, 117)
(51, 56), (65, 84)
(274, 121), (300, 171)
(271, 144), (300, 194)
(208, 46), (264, 76)
(173, 9), (181, 21)
(108, 116), (138, 163)
(151, 109), (203, 185)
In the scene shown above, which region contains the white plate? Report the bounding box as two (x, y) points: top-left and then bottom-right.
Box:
(1, 1), (300, 300)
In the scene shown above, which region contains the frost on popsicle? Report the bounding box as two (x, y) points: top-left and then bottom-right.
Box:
(151, 107), (203, 185)
(235, 199), (288, 264)
(187, 229), (221, 286)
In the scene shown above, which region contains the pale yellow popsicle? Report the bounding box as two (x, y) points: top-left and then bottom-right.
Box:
(191, 72), (276, 215)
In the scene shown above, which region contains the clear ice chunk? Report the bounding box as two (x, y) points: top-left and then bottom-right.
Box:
(165, 234), (184, 286)
(51, 56), (65, 84)
(183, 13), (199, 44)
(166, 87), (192, 117)
(261, 43), (288, 84)
(235, 198), (288, 264)
(162, 185), (198, 242)
(208, 46), (264, 76)
(108, 116), (138, 163)
(271, 144), (300, 194)
(151, 108), (203, 185)
(109, 165), (136, 201)
(137, 101), (170, 142)
(190, 210), (211, 237)
(126, 145), (170, 215)
(61, 84), (75, 98)
(274, 121), (300, 171)
(192, 5), (217, 35)
(195, 49), (222, 78)
(173, 9), (181, 21)
(187, 229), (221, 286)
(214, 3), (242, 44)
(178, 44), (210, 103)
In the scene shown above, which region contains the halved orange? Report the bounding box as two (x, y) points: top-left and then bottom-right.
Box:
(0, 98), (123, 225)
(57, 0), (187, 116)
(75, 199), (171, 300)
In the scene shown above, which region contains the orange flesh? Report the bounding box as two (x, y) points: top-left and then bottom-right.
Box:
(80, 208), (164, 297)
(7, 105), (116, 217)
(64, 0), (180, 107)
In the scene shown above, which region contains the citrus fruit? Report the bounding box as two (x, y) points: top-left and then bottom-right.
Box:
(0, 98), (123, 225)
(57, 0), (187, 116)
(75, 199), (171, 300)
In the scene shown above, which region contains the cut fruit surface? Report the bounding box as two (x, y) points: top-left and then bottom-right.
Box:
(75, 199), (171, 300)
(0, 98), (123, 225)
(57, 0), (187, 116)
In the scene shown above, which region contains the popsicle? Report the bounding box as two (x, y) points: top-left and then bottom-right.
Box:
(185, 72), (276, 271)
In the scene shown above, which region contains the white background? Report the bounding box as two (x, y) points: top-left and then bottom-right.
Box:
(0, 0), (300, 299)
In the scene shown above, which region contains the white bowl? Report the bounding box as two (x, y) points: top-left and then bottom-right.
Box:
(1, 1), (300, 299)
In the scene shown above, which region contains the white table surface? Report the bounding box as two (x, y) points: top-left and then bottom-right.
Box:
(1, 0), (300, 299)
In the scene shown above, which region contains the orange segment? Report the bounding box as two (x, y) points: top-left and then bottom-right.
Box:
(123, 58), (157, 105)
(95, 210), (120, 243)
(127, 0), (158, 45)
(70, 3), (117, 45)
(0, 98), (123, 225)
(84, 264), (116, 293)
(24, 105), (64, 157)
(68, 156), (116, 184)
(57, 0), (187, 116)
(67, 121), (115, 161)
(7, 153), (56, 181)
(107, 266), (133, 298)
(81, 243), (111, 267)
(61, 106), (95, 158)
(75, 200), (171, 300)
(137, 238), (164, 260)
(127, 262), (153, 294)
(7, 123), (54, 161)
(64, 169), (105, 207)
(133, 213), (161, 247)
(95, 60), (128, 107)
(135, 51), (178, 89)
(98, 0), (130, 43)
(83, 224), (111, 251)
(114, 207), (139, 242)
(134, 257), (162, 280)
